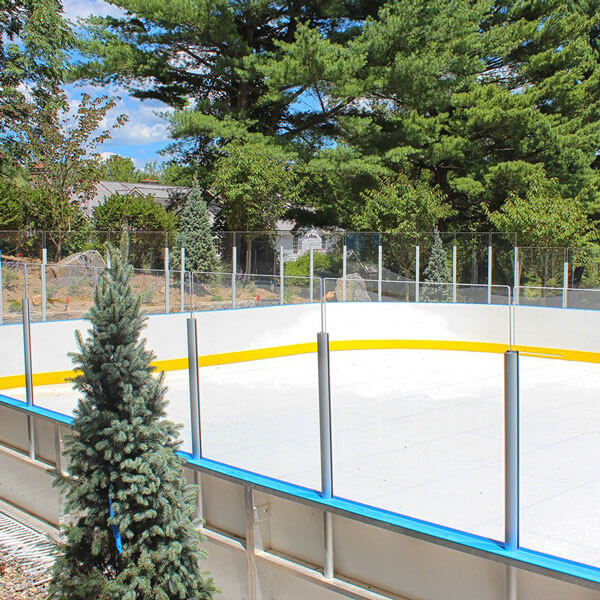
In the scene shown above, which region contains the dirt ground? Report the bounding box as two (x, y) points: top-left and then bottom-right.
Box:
(1, 258), (312, 323)
(0, 557), (49, 600)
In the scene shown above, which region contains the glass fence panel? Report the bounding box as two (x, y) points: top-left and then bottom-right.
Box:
(325, 279), (510, 540)
(191, 272), (233, 310)
(199, 304), (321, 488)
(516, 302), (600, 566)
(44, 263), (100, 321)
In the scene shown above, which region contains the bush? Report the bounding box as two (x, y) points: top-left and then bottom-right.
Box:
(284, 251), (332, 277)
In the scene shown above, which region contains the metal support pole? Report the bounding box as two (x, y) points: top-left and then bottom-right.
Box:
(452, 245), (457, 304)
(244, 485), (258, 600)
(317, 330), (334, 579)
(180, 247), (186, 312)
(187, 317), (202, 460)
(487, 245), (493, 304)
(378, 243), (383, 302)
(164, 247), (170, 313)
(193, 470), (204, 521)
(0, 249), (3, 325)
(415, 245), (420, 303)
(342, 244), (347, 302)
(232, 246), (237, 309)
(22, 298), (35, 460)
(505, 350), (520, 553)
(507, 566), (518, 600)
(280, 245), (284, 305)
(41, 248), (47, 321)
(513, 247), (520, 305)
(562, 261), (569, 308)
(309, 248), (314, 303)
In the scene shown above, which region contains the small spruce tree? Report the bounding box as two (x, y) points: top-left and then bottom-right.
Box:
(422, 230), (451, 302)
(50, 248), (216, 600)
(172, 185), (218, 273)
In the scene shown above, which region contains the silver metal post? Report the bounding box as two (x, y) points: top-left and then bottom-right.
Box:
(317, 332), (333, 496)
(280, 245), (284, 305)
(487, 245), (493, 304)
(342, 244), (347, 302)
(309, 248), (314, 303)
(180, 247), (186, 312)
(0, 249), (4, 325)
(164, 247), (170, 313)
(505, 350), (519, 553)
(22, 298), (35, 460)
(452, 245), (457, 303)
(415, 245), (420, 303)
(507, 566), (518, 600)
(41, 248), (47, 321)
(232, 246), (237, 309)
(562, 261), (568, 308)
(187, 317), (202, 460)
(378, 243), (383, 302)
(317, 330), (334, 579)
(513, 247), (520, 305)
(320, 278), (326, 333)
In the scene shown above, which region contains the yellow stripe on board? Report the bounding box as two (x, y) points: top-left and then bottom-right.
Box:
(1, 339), (600, 390)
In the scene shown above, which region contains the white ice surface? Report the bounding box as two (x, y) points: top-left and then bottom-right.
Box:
(5, 348), (600, 566)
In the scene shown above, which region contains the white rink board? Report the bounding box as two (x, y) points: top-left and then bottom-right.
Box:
(3, 302), (600, 569)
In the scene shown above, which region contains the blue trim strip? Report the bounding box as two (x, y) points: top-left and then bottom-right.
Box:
(2, 394), (600, 585)
(0, 394), (74, 425)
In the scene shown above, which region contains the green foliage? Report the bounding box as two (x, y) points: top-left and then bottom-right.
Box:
(70, 0), (600, 243)
(93, 194), (176, 268)
(484, 174), (590, 249)
(213, 141), (299, 232)
(50, 248), (216, 600)
(174, 184), (217, 273)
(284, 251), (332, 277)
(93, 193), (176, 233)
(3, 90), (127, 259)
(356, 174), (454, 233)
(99, 155), (140, 183)
(0, 0), (74, 133)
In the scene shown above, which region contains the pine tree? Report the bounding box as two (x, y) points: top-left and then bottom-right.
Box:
(422, 230), (451, 302)
(50, 248), (216, 600)
(172, 185), (218, 274)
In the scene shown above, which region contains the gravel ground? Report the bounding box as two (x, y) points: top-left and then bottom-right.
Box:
(0, 557), (49, 600)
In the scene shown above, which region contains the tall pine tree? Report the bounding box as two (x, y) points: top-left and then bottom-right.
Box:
(50, 248), (216, 600)
(422, 229), (451, 302)
(174, 185), (218, 273)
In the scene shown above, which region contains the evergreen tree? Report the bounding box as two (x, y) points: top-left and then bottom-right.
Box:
(50, 248), (216, 600)
(422, 230), (451, 302)
(175, 185), (218, 273)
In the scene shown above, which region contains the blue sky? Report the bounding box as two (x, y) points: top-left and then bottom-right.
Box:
(64, 0), (174, 168)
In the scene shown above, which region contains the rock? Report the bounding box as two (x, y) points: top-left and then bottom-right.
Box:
(58, 250), (105, 268)
(335, 272), (371, 301)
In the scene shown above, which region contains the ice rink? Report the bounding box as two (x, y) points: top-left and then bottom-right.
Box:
(6, 345), (600, 567)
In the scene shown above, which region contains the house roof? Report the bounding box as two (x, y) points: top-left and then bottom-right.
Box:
(86, 180), (192, 212)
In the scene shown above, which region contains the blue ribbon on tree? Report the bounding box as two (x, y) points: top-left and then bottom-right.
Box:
(108, 484), (123, 555)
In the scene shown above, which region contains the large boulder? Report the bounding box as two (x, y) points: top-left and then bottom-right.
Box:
(335, 272), (371, 301)
(58, 250), (106, 268)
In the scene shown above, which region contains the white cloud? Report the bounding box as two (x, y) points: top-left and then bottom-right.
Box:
(63, 84), (173, 161)
(63, 0), (125, 21)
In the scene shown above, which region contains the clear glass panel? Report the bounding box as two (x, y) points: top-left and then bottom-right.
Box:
(191, 272), (233, 310)
(516, 301), (600, 565)
(325, 279), (510, 540)
(199, 303), (321, 488)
